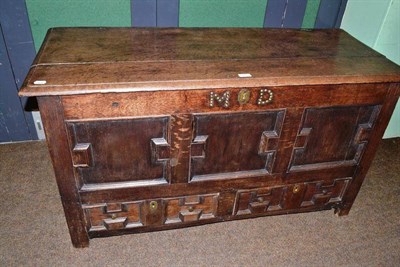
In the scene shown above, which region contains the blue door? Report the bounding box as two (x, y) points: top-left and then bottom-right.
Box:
(0, 0), (37, 142)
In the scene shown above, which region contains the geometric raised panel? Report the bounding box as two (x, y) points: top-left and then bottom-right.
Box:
(289, 105), (380, 172)
(163, 194), (219, 224)
(258, 111), (285, 172)
(301, 178), (352, 207)
(66, 117), (170, 185)
(72, 143), (92, 167)
(233, 186), (287, 216)
(83, 202), (144, 232)
(191, 135), (208, 159)
(351, 111), (378, 163)
(191, 110), (285, 182)
(233, 178), (352, 216)
(150, 137), (171, 162)
(293, 128), (311, 149)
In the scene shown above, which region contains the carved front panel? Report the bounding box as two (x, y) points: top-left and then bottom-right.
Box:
(163, 194), (219, 224)
(233, 178), (352, 216)
(84, 202), (144, 232)
(234, 187), (287, 216)
(301, 178), (351, 207)
(67, 117), (171, 185)
(289, 105), (380, 172)
(191, 111), (285, 182)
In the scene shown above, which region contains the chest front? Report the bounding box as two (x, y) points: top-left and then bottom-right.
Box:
(20, 28), (400, 247)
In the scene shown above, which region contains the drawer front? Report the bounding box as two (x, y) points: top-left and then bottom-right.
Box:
(66, 117), (171, 188)
(233, 178), (351, 216)
(83, 202), (145, 232)
(83, 193), (220, 232)
(163, 194), (219, 224)
(83, 177), (350, 233)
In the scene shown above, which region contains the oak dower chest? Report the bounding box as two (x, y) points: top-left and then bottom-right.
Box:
(20, 28), (400, 248)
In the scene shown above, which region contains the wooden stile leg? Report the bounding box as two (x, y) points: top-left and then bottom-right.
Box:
(38, 96), (89, 248)
(336, 84), (400, 216)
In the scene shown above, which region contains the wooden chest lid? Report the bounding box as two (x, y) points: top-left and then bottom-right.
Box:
(19, 27), (400, 96)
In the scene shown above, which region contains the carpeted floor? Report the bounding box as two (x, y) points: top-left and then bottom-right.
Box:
(0, 139), (399, 266)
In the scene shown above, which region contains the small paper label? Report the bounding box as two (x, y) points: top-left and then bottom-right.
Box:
(238, 73), (252, 78)
(33, 80), (47, 85)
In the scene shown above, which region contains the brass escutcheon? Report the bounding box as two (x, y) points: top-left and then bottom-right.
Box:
(149, 201), (158, 210)
(238, 89), (251, 105)
(111, 214), (117, 220)
(187, 206), (194, 212)
(293, 184), (301, 194)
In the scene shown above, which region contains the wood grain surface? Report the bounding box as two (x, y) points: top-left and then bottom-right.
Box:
(19, 28), (400, 96)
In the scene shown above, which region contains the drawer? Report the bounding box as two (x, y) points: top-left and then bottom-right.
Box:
(233, 178), (352, 217)
(83, 201), (145, 232)
(83, 193), (220, 233)
(163, 193), (219, 224)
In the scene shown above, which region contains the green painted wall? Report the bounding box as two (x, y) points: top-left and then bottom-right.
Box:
(301, 0), (321, 28)
(374, 0), (400, 67)
(341, 0), (400, 138)
(179, 0), (267, 27)
(26, 0), (131, 51)
(179, 0), (322, 28)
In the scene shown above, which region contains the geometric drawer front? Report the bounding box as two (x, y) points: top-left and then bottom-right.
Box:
(301, 178), (351, 207)
(233, 178), (352, 216)
(233, 186), (287, 216)
(163, 194), (219, 224)
(83, 202), (144, 232)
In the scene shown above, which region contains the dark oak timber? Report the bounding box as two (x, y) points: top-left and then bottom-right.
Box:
(37, 97), (89, 248)
(19, 28), (400, 248)
(336, 84), (400, 215)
